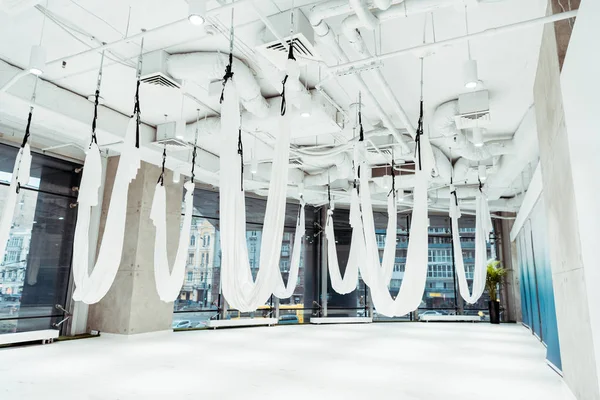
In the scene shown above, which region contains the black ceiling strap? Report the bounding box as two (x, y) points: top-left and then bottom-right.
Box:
(220, 52), (234, 104)
(157, 146), (166, 186)
(238, 127), (244, 191)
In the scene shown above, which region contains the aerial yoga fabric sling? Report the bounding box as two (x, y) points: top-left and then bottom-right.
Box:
(325, 188), (362, 295)
(449, 190), (493, 304)
(0, 113), (33, 264)
(150, 169), (195, 302)
(273, 199), (306, 299)
(359, 133), (433, 317)
(219, 79), (292, 312)
(71, 50), (142, 304)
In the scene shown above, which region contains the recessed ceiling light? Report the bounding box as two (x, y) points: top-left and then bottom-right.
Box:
(58, 217), (64, 220)
(188, 0), (207, 26)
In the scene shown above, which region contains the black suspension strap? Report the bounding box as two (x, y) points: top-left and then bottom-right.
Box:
(450, 177), (458, 207)
(191, 110), (200, 184)
(358, 92), (364, 142)
(388, 153), (396, 198)
(157, 146), (166, 186)
(280, 7), (296, 116)
(132, 37), (145, 149)
(414, 58), (425, 171)
(478, 177), (483, 193)
(21, 107), (33, 149)
(91, 50), (106, 146)
(238, 126), (244, 192)
(220, 10), (235, 104)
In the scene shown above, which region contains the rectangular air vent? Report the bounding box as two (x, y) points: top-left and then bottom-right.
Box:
(455, 90), (491, 130)
(152, 121), (189, 149)
(256, 9), (321, 70)
(141, 73), (181, 89)
(140, 51), (181, 89)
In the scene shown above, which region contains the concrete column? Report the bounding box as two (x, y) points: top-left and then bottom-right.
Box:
(87, 159), (183, 335)
(534, 1), (600, 398)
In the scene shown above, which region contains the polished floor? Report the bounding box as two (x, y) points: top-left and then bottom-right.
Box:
(0, 323), (574, 400)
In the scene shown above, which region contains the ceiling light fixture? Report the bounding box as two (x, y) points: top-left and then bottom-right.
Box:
(300, 96), (312, 118)
(463, 59), (478, 89)
(188, 0), (207, 25)
(28, 45), (46, 76)
(472, 127), (484, 147)
(173, 171), (181, 183)
(250, 157), (258, 175)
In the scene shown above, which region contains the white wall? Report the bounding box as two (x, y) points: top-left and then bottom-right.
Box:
(561, 0), (600, 388)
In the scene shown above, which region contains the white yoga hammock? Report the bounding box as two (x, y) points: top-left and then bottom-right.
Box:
(358, 136), (433, 317)
(273, 200), (306, 299)
(0, 143), (31, 265)
(449, 189), (493, 304)
(325, 188), (363, 295)
(150, 180), (195, 302)
(219, 79), (293, 312)
(71, 118), (141, 304)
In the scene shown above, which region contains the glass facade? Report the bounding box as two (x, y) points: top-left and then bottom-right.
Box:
(173, 189), (317, 328)
(173, 189), (496, 327)
(0, 143), (80, 334)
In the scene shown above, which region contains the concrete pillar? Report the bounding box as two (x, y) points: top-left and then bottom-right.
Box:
(87, 158), (183, 335)
(534, 1), (600, 398)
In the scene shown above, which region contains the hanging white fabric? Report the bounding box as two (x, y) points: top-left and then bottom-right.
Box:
(150, 180), (195, 302)
(0, 144), (31, 264)
(71, 118), (141, 304)
(325, 188), (363, 294)
(273, 200), (306, 299)
(219, 80), (292, 312)
(450, 190), (493, 304)
(359, 134), (433, 317)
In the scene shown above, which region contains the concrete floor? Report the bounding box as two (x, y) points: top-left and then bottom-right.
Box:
(0, 323), (575, 400)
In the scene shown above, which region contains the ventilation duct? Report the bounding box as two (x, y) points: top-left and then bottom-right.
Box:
(455, 90), (491, 130)
(167, 52), (270, 118)
(141, 51), (182, 89)
(256, 9), (321, 70)
(432, 100), (514, 161)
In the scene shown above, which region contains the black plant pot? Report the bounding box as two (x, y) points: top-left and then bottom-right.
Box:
(488, 300), (500, 324)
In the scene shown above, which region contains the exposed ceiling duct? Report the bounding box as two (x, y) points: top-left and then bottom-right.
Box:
(166, 52), (270, 118)
(431, 100), (514, 161)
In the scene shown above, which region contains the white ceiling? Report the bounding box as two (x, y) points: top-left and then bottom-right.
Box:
(0, 0), (548, 207)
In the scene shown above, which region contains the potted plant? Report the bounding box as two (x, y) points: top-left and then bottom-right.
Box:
(485, 260), (505, 324)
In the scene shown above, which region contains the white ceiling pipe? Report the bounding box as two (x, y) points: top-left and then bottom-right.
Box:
(373, 0), (393, 11)
(311, 15), (410, 153)
(308, 0), (356, 27)
(349, 0), (379, 30)
(432, 100), (514, 160)
(485, 106), (538, 201)
(167, 52), (269, 118)
(303, 153), (353, 187)
(252, 163), (305, 185)
(341, 1), (441, 140)
(329, 9), (579, 74)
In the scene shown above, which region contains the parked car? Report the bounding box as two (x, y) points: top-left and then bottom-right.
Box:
(172, 320), (192, 329)
(418, 310), (445, 321)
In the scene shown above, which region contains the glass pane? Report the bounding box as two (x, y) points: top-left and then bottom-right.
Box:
(0, 143), (80, 334)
